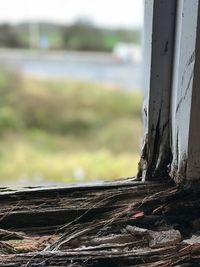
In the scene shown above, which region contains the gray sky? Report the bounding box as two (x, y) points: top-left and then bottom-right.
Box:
(0, 0), (144, 28)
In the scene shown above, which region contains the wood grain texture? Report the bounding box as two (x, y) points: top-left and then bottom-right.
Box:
(138, 0), (176, 180)
(140, 0), (200, 187)
(0, 181), (199, 266)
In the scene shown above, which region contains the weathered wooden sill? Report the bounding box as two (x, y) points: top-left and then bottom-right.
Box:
(0, 179), (199, 266)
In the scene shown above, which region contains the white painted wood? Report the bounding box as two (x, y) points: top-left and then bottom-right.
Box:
(138, 0), (176, 180)
(170, 0), (199, 186)
(141, 0), (200, 187)
(184, 2), (200, 186)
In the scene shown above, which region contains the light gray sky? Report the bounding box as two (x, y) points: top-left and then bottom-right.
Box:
(0, 0), (144, 28)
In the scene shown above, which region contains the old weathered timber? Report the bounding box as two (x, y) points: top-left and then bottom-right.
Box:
(0, 150), (197, 265)
(0, 1), (200, 266)
(138, 0), (176, 181)
(170, 0), (200, 187)
(0, 180), (199, 267)
(139, 0), (200, 187)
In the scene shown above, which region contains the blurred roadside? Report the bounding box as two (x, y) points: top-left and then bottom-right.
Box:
(0, 48), (142, 90)
(0, 2), (144, 186)
(0, 71), (142, 186)
(0, 22), (141, 51)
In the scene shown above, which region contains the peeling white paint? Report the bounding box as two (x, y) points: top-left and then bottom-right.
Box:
(139, 0), (200, 187)
(171, 0), (199, 185)
(138, 0), (176, 180)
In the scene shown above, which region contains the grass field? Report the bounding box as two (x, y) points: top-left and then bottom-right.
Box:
(0, 71), (143, 186)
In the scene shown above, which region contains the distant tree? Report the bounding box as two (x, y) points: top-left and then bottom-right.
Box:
(0, 22), (141, 51)
(62, 22), (141, 52)
(0, 24), (22, 48)
(115, 29), (141, 44)
(62, 23), (106, 51)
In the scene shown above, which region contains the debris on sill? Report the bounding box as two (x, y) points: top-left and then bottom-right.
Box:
(182, 235), (200, 245)
(126, 225), (181, 248)
(0, 180), (199, 266)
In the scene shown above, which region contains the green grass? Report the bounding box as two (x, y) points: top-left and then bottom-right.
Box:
(0, 71), (143, 186)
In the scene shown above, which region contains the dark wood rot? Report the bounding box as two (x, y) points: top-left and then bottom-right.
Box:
(0, 180), (199, 266)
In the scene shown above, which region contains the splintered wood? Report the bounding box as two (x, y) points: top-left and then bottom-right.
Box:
(0, 180), (199, 266)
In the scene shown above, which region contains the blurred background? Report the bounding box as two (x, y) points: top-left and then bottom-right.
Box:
(0, 0), (144, 186)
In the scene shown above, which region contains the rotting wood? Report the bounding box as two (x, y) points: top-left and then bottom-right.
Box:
(170, 0), (200, 187)
(139, 0), (200, 187)
(0, 2), (199, 267)
(137, 0), (176, 181)
(0, 180), (199, 266)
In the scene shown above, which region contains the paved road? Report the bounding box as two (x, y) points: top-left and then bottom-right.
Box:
(0, 49), (142, 90)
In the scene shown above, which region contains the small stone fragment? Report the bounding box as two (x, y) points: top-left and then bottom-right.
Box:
(148, 229), (181, 248)
(182, 235), (200, 245)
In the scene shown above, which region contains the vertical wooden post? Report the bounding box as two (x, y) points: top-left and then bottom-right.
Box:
(170, 0), (200, 187)
(140, 0), (200, 188)
(138, 0), (176, 180)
